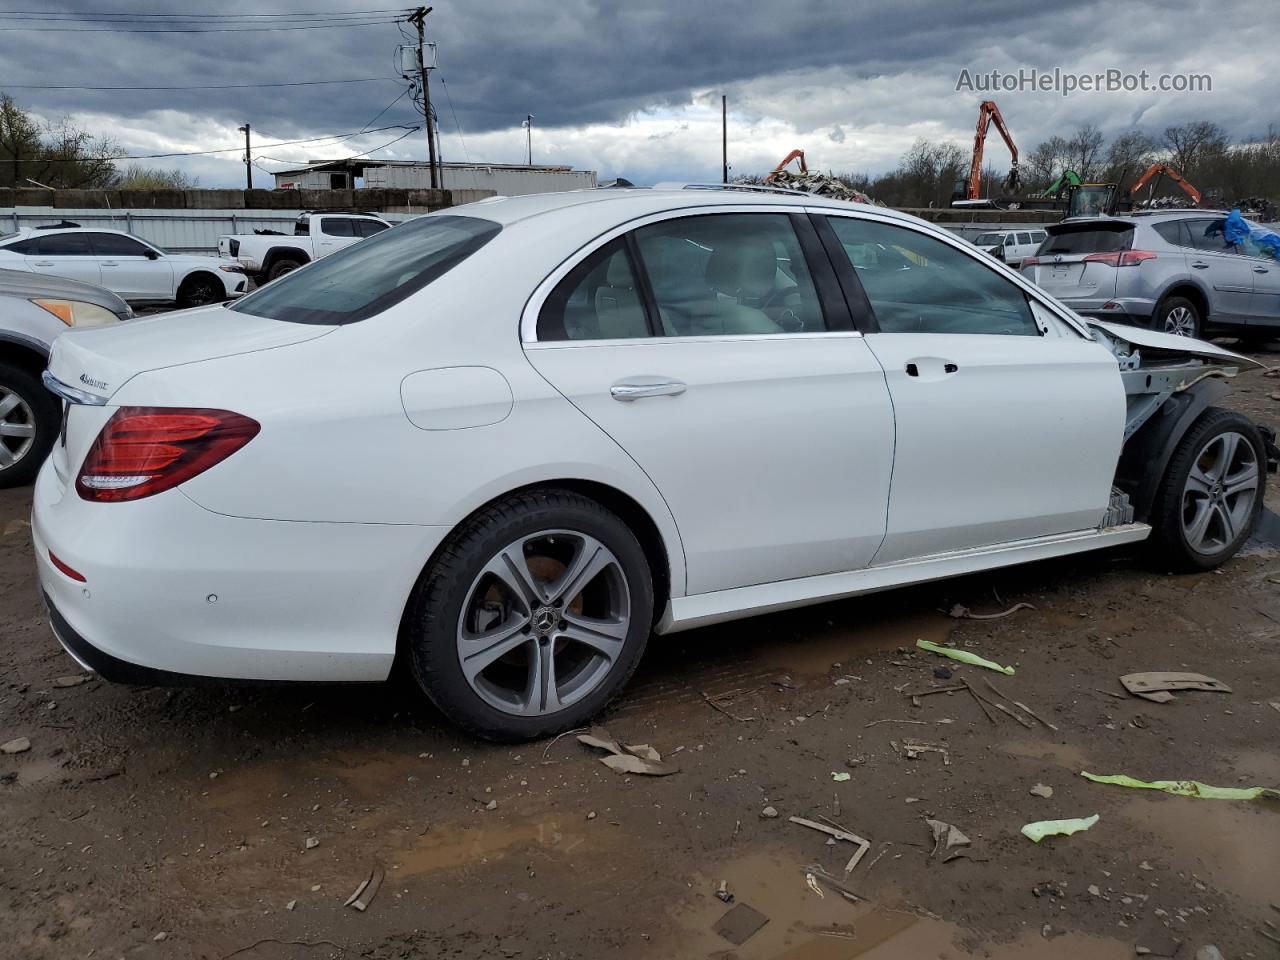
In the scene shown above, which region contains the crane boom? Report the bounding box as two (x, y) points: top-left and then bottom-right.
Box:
(966, 100), (1019, 201)
(1126, 162), (1202, 205)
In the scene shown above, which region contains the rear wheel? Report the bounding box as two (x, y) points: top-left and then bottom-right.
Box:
(1150, 408), (1265, 571)
(267, 258), (303, 282)
(1155, 295), (1201, 338)
(177, 273), (223, 308)
(405, 489), (653, 741)
(0, 361), (58, 489)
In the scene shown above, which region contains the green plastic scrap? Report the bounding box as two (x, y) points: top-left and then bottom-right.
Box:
(1081, 771), (1280, 801)
(915, 639), (1015, 676)
(1020, 814), (1099, 843)
(831, 772), (851, 782)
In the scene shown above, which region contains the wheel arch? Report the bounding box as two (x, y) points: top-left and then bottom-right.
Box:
(1156, 282), (1210, 326)
(1115, 378), (1231, 522)
(261, 247), (310, 274)
(394, 477), (680, 669)
(0, 334), (50, 378)
(176, 269), (223, 296)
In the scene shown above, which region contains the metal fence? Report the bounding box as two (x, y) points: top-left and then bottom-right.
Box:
(2, 207), (422, 256)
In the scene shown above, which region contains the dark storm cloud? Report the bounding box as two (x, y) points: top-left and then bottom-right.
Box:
(0, 0), (1273, 181)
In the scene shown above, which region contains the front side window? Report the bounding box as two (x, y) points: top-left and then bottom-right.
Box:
(34, 233), (92, 256)
(826, 216), (1038, 336)
(633, 213), (826, 336)
(356, 219), (390, 238)
(1017, 232), (1032, 244)
(537, 239), (650, 341)
(230, 214), (500, 325)
(89, 233), (151, 257)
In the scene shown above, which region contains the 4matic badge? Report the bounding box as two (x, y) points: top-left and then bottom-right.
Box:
(79, 373), (108, 391)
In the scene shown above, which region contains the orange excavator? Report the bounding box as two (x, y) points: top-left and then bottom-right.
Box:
(764, 149), (807, 182)
(954, 100), (1020, 203)
(1126, 162), (1202, 206)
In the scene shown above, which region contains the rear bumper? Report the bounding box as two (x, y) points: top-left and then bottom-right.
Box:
(32, 458), (448, 684)
(1053, 297), (1156, 324)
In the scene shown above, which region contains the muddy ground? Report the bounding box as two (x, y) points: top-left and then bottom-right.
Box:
(3, 349), (1280, 960)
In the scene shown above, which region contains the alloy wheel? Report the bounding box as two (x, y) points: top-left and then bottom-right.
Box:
(0, 386), (36, 473)
(1163, 305), (1197, 337)
(185, 280), (221, 307)
(456, 530), (631, 716)
(1180, 431), (1258, 555)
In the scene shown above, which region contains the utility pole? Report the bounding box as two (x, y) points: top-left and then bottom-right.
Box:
(237, 123), (252, 190)
(408, 6), (439, 190)
(523, 114), (533, 165)
(721, 95), (727, 183)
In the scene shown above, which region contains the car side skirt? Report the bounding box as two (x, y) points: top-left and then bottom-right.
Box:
(658, 523), (1151, 633)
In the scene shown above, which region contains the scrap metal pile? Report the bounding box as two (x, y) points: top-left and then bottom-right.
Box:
(734, 170), (881, 205)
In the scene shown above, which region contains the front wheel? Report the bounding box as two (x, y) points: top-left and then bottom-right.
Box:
(405, 489), (654, 741)
(1150, 408), (1265, 571)
(177, 274), (224, 308)
(0, 362), (59, 488)
(1155, 296), (1201, 338)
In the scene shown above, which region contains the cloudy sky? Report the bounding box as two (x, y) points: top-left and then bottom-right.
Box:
(3, 0), (1275, 188)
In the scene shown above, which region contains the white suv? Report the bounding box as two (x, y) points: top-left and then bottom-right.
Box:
(0, 226), (246, 307)
(971, 228), (1047, 267)
(33, 186), (1272, 740)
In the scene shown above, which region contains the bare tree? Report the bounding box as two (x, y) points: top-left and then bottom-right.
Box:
(112, 164), (198, 190)
(1066, 124), (1105, 181)
(1163, 121), (1229, 177)
(0, 95), (119, 189)
(1103, 130), (1159, 188)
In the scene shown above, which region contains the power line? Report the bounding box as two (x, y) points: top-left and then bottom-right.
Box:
(18, 123), (417, 162)
(253, 125), (421, 167)
(0, 77), (401, 91)
(0, 17), (406, 33)
(359, 87), (411, 133)
(0, 7), (410, 16)
(438, 73), (470, 165)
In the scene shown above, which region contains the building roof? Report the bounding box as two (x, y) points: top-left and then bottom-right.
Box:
(272, 158), (584, 177)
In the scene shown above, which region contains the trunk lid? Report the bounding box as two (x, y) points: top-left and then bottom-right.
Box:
(1022, 220), (1134, 300)
(46, 303), (333, 403)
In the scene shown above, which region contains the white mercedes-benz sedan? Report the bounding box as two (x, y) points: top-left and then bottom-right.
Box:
(32, 185), (1274, 740)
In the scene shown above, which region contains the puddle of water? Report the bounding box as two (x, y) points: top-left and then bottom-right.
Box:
(387, 813), (603, 877)
(1000, 739), (1090, 770)
(1117, 792), (1280, 911)
(666, 848), (1131, 959)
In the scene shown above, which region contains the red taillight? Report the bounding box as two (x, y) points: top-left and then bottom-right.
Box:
(1083, 250), (1157, 267)
(49, 550), (86, 582)
(1022, 256), (1040, 267)
(76, 407), (260, 503)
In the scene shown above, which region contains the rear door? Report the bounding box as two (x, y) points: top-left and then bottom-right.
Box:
(1235, 232), (1280, 328)
(1183, 217), (1254, 319)
(21, 232), (101, 287)
(523, 208), (895, 596)
(816, 211), (1124, 564)
(316, 217), (356, 258)
(87, 232), (173, 301)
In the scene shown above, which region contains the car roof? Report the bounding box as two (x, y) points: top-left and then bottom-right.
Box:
(0, 266), (129, 313)
(444, 185), (937, 232)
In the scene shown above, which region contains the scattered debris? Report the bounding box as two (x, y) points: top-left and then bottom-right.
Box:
(702, 688), (757, 722)
(1120, 672), (1231, 703)
(1029, 783), (1054, 799)
(1, 737), (31, 754)
(485, 799), (498, 810)
(917, 639), (1015, 675)
(864, 718), (928, 728)
(51, 675), (91, 688)
(982, 677), (1059, 731)
(805, 872), (825, 898)
(831, 772), (851, 782)
(1082, 771), (1280, 800)
(1194, 947), (1225, 960)
(761, 806), (779, 819)
(788, 816), (871, 875)
(1021, 814), (1100, 843)
(962, 677), (1030, 727)
(803, 865), (866, 902)
(932, 666), (953, 680)
(285, 899), (297, 912)
(712, 902), (769, 946)
(343, 865), (384, 912)
(577, 727), (680, 776)
(303, 837), (319, 850)
(735, 169), (880, 204)
(899, 738), (951, 765)
(926, 819), (971, 860)
(153, 931), (168, 942)
(715, 880), (734, 904)
(948, 601), (1035, 620)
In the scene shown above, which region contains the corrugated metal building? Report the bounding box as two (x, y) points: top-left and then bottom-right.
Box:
(274, 159), (597, 195)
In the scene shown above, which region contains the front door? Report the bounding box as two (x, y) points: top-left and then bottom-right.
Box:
(818, 211), (1125, 565)
(87, 233), (173, 301)
(524, 210), (895, 595)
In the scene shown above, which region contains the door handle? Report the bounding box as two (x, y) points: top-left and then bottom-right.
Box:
(1255, 267), (1270, 274)
(1191, 261), (1209, 269)
(33, 260), (54, 266)
(905, 360), (958, 379)
(101, 261), (118, 267)
(610, 379), (686, 401)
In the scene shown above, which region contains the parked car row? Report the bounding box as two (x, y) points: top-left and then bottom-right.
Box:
(29, 186), (1273, 741)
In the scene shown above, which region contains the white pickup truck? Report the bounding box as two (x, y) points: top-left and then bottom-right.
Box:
(217, 211), (391, 283)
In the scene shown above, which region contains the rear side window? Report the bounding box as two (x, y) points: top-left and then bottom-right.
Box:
(34, 233), (92, 256)
(1185, 218), (1232, 253)
(1016, 232), (1032, 244)
(230, 215), (500, 325)
(3, 237), (40, 254)
(538, 239), (651, 341)
(826, 216), (1038, 336)
(1030, 231), (1046, 242)
(294, 218), (310, 237)
(1152, 221), (1190, 247)
(1038, 227), (1133, 255)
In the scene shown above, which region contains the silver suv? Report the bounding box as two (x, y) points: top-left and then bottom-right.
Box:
(1021, 210), (1279, 340)
(0, 268), (129, 487)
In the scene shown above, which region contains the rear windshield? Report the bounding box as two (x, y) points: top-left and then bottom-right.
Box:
(972, 232), (1003, 245)
(1038, 226), (1133, 256)
(230, 215), (501, 325)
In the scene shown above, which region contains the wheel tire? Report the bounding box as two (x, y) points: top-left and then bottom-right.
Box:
(1155, 295), (1202, 338)
(0, 361), (58, 489)
(177, 274), (224, 308)
(405, 489), (654, 742)
(1149, 407), (1266, 572)
(267, 258), (303, 282)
